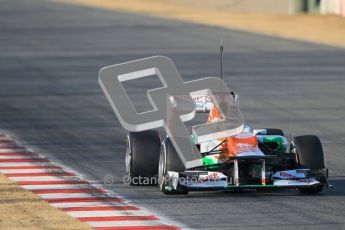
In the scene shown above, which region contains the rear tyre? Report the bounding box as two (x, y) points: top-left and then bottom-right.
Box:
(125, 130), (160, 186)
(293, 135), (326, 194)
(158, 138), (189, 195)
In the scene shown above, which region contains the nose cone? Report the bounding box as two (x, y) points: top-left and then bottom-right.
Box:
(226, 133), (264, 157)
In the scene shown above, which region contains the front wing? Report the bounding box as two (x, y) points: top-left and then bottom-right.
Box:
(163, 169), (326, 192)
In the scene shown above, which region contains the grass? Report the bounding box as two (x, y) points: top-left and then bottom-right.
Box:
(0, 174), (91, 230)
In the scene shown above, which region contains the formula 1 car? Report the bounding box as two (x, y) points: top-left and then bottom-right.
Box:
(123, 48), (329, 195)
(125, 93), (330, 195)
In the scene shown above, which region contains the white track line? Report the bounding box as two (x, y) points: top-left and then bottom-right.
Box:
(51, 202), (130, 208)
(0, 156), (37, 159)
(38, 193), (111, 199)
(0, 162), (55, 167)
(0, 169), (65, 173)
(0, 137), (16, 141)
(10, 176), (79, 181)
(0, 157), (46, 159)
(87, 221), (164, 227)
(0, 144), (21, 148)
(20, 184), (96, 190)
(0, 149), (30, 153)
(67, 210), (147, 217)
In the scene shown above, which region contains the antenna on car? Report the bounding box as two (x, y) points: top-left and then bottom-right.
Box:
(220, 41), (235, 98)
(220, 40), (224, 80)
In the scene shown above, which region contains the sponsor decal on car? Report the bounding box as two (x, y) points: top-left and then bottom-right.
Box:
(273, 177), (320, 186)
(272, 169), (306, 180)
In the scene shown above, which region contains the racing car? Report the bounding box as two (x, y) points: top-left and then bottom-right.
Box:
(96, 45), (329, 195)
(125, 93), (330, 195)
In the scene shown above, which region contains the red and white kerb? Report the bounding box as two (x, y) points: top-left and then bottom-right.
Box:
(0, 133), (179, 230)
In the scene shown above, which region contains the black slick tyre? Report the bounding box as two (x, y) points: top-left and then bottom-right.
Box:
(158, 138), (189, 195)
(293, 135), (326, 194)
(125, 130), (160, 186)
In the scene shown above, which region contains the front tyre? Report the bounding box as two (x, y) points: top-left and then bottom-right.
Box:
(158, 138), (189, 195)
(293, 135), (326, 194)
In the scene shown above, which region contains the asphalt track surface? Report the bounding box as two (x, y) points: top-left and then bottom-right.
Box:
(1, 0), (345, 229)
